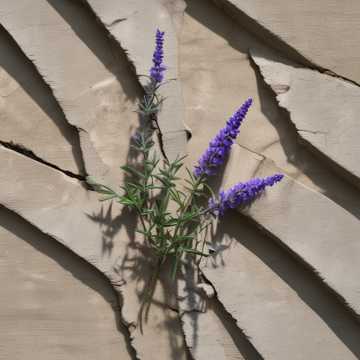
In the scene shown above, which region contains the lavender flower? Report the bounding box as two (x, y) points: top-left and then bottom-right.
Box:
(209, 173), (284, 216)
(150, 29), (166, 84)
(194, 98), (253, 178)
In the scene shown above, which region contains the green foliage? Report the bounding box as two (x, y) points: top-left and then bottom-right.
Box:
(87, 79), (211, 279)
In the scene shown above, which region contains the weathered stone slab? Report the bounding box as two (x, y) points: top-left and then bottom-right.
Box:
(0, 0), (141, 186)
(179, 149), (360, 359)
(0, 2), (190, 356)
(177, 262), (251, 360)
(251, 49), (360, 188)
(84, 0), (187, 160)
(0, 27), (80, 175)
(0, 146), (187, 360)
(180, 0), (308, 185)
(181, 0), (360, 219)
(201, 209), (360, 360)
(0, 207), (132, 360)
(159, 0), (187, 33)
(223, 145), (360, 317)
(211, 0), (360, 83)
(179, 5), (360, 356)
(181, 304), (248, 360)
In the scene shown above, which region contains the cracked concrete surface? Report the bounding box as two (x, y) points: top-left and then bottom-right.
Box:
(0, 145), (187, 360)
(0, 26), (82, 177)
(0, 206), (133, 360)
(251, 48), (360, 188)
(223, 146), (360, 317)
(199, 146), (360, 360)
(211, 0), (360, 84)
(0, 0), (141, 187)
(84, 0), (188, 161)
(1, 0), (360, 359)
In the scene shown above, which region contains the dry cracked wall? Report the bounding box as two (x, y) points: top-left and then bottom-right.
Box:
(0, 0), (360, 359)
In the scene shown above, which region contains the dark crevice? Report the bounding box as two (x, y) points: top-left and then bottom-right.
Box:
(249, 56), (360, 220)
(47, 0), (169, 160)
(196, 273), (264, 360)
(242, 213), (360, 325)
(185, 0), (360, 218)
(111, 299), (139, 360)
(0, 205), (136, 360)
(172, 307), (195, 360)
(208, 212), (360, 358)
(0, 24), (87, 177)
(0, 140), (85, 181)
(47, 0), (141, 100)
(112, 291), (139, 360)
(177, 317), (198, 360)
(76, 0), (170, 159)
(298, 135), (360, 191)
(210, 0), (360, 88)
(106, 17), (127, 28)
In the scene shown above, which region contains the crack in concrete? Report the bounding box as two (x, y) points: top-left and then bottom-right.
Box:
(297, 128), (328, 135)
(249, 54), (360, 192)
(81, 0), (171, 161)
(212, 0), (360, 88)
(244, 214), (360, 323)
(0, 140), (85, 181)
(182, 270), (264, 359)
(105, 17), (127, 28)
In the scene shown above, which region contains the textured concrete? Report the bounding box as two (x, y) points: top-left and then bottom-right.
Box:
(85, 0), (187, 161)
(223, 145), (360, 317)
(211, 0), (360, 83)
(0, 27), (81, 175)
(177, 261), (255, 360)
(179, 3), (360, 356)
(1, 0), (360, 358)
(0, 207), (132, 360)
(0, 0), (141, 186)
(182, 304), (248, 360)
(0, 146), (187, 360)
(201, 207), (360, 360)
(251, 49), (360, 188)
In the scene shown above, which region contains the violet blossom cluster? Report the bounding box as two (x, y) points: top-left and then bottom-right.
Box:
(147, 29), (283, 218)
(209, 174), (284, 216)
(150, 29), (166, 84)
(194, 98), (253, 178)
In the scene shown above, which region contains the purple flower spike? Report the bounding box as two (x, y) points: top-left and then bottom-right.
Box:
(150, 29), (166, 84)
(209, 173), (284, 216)
(194, 98), (253, 178)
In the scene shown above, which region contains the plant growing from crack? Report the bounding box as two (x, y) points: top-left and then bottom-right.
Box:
(87, 29), (283, 280)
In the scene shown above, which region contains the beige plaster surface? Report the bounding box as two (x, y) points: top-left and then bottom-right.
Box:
(251, 49), (360, 188)
(0, 207), (132, 360)
(211, 0), (360, 83)
(0, 27), (81, 175)
(0, 146), (187, 359)
(0, 0), (141, 186)
(0, 0), (359, 359)
(178, 2), (360, 356)
(84, 0), (187, 161)
(220, 146), (360, 317)
(181, 303), (249, 360)
(200, 148), (360, 360)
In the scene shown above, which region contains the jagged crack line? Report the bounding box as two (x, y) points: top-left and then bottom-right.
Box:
(81, 1), (171, 159)
(212, 0), (360, 87)
(0, 140), (85, 181)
